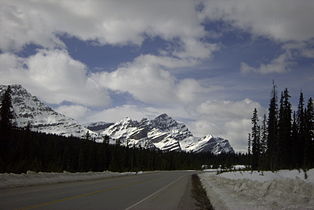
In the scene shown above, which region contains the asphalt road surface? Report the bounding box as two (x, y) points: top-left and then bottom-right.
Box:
(0, 171), (197, 210)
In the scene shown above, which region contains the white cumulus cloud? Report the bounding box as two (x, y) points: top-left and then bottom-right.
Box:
(240, 53), (292, 74)
(56, 105), (91, 122)
(0, 49), (110, 106)
(93, 54), (213, 106)
(200, 0), (314, 42)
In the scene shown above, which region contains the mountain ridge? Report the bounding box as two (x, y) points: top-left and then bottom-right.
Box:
(0, 84), (234, 154)
(100, 113), (234, 154)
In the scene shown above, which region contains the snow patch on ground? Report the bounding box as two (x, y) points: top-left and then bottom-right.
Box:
(199, 169), (314, 210)
(0, 171), (138, 189)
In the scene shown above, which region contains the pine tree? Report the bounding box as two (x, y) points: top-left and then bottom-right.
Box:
(251, 108), (260, 170)
(297, 92), (305, 127)
(304, 98), (313, 169)
(278, 89), (292, 168)
(267, 82), (278, 170)
(291, 112), (298, 168)
(296, 92), (306, 168)
(0, 86), (14, 131)
(260, 114), (268, 155)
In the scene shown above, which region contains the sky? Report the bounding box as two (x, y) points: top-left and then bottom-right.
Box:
(1, 0), (314, 152)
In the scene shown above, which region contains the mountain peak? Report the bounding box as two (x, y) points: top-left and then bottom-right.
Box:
(0, 84), (98, 139)
(152, 113), (176, 128)
(155, 113), (170, 119)
(151, 114), (193, 140)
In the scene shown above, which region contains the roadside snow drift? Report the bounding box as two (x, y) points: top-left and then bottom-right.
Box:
(199, 169), (314, 210)
(0, 171), (138, 189)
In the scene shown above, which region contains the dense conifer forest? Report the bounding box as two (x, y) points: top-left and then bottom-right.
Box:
(248, 83), (314, 171)
(0, 128), (249, 173)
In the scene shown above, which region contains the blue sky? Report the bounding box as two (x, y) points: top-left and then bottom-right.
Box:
(1, 0), (313, 152)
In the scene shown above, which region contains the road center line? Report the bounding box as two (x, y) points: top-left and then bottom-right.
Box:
(125, 175), (185, 210)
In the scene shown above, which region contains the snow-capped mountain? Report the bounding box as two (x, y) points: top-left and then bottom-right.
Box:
(151, 114), (193, 140)
(0, 84), (234, 154)
(102, 114), (234, 154)
(0, 85), (97, 139)
(179, 135), (235, 154)
(101, 116), (183, 152)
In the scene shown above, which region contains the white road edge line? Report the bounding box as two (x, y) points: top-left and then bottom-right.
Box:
(125, 175), (185, 210)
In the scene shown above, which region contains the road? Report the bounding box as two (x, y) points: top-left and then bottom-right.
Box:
(0, 171), (197, 210)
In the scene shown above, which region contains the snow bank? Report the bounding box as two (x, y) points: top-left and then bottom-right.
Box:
(199, 169), (314, 210)
(0, 171), (139, 189)
(220, 169), (314, 184)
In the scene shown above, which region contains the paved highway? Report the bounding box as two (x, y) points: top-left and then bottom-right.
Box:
(0, 171), (197, 210)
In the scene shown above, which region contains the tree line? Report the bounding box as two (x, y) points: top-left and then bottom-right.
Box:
(0, 86), (248, 173)
(248, 83), (313, 170)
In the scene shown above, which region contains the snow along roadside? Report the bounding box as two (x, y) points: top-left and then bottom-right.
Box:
(0, 171), (143, 189)
(199, 169), (314, 210)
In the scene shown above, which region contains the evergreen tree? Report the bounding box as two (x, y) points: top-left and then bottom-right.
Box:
(297, 92), (305, 127)
(0, 86), (14, 131)
(296, 92), (306, 168)
(260, 114), (268, 155)
(304, 98), (313, 169)
(278, 89), (292, 168)
(251, 108), (260, 170)
(291, 112), (298, 168)
(267, 82), (278, 170)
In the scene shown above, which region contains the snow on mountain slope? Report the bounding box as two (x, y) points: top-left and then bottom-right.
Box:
(102, 114), (234, 154)
(180, 135), (235, 154)
(0, 85), (97, 139)
(101, 117), (181, 152)
(151, 114), (193, 140)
